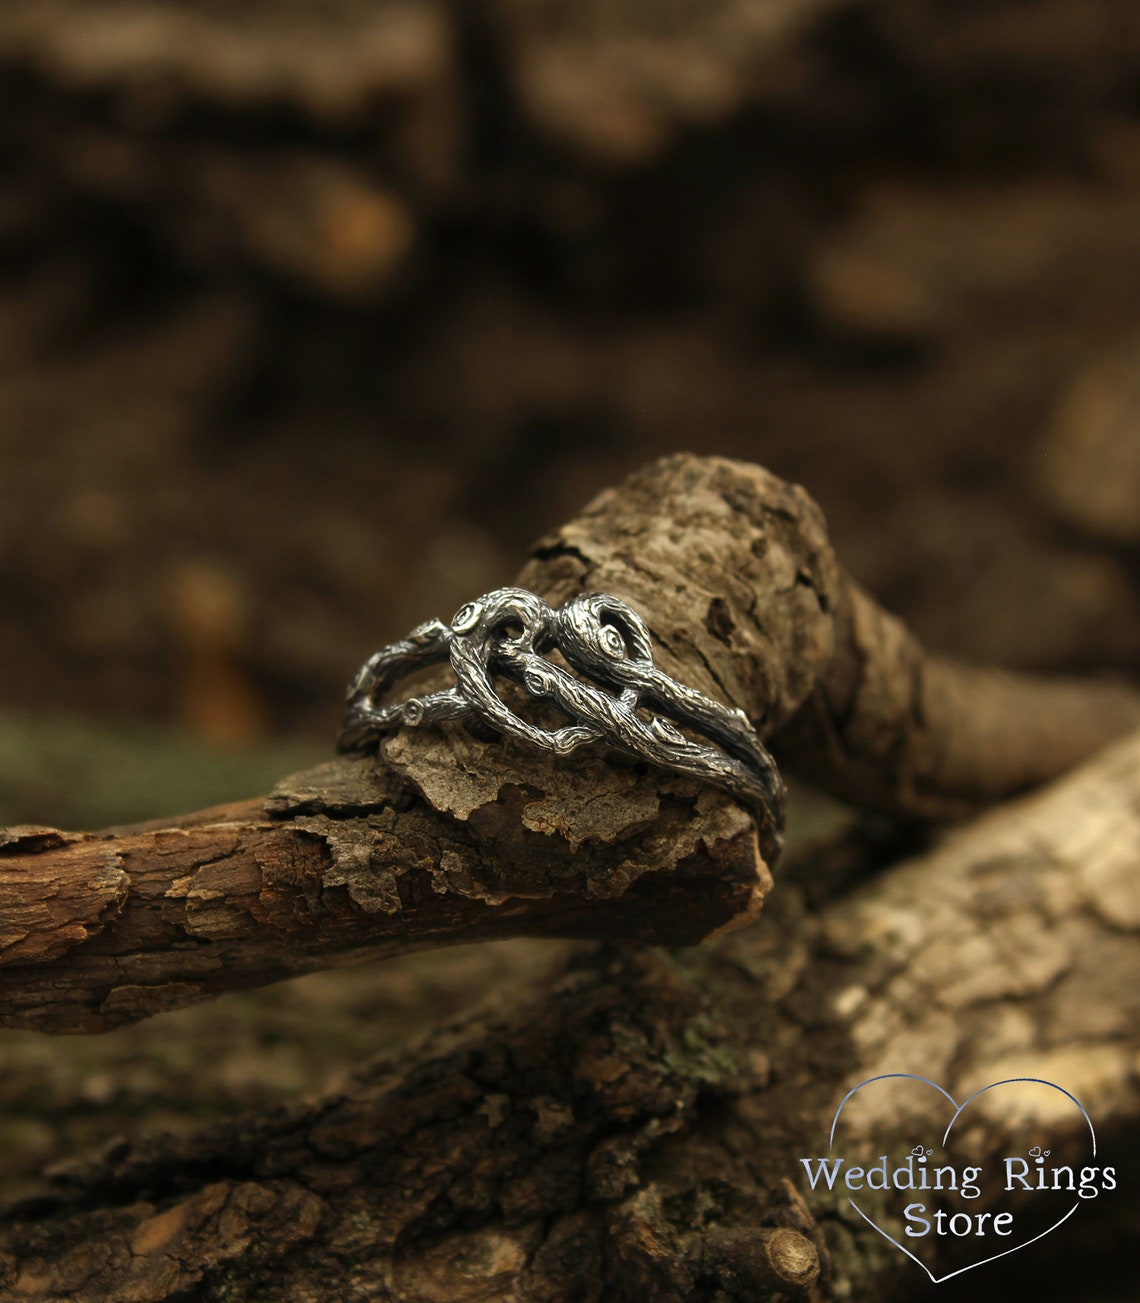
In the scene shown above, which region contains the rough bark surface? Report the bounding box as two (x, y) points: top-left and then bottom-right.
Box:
(519, 456), (1140, 815)
(0, 772), (763, 1035)
(2, 455), (1138, 1034)
(2, 728), (1137, 1300)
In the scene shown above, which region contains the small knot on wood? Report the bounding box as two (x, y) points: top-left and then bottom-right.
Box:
(764, 1227), (820, 1286)
(703, 1225), (821, 1295)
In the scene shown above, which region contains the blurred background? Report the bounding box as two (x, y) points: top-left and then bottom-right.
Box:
(0, 0), (1138, 1284)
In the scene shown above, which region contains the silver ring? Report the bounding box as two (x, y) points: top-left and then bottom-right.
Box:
(338, 587), (785, 861)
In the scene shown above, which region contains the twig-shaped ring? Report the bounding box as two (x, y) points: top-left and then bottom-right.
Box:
(338, 587), (786, 861)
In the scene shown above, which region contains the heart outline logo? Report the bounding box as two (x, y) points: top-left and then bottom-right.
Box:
(828, 1074), (1097, 1284)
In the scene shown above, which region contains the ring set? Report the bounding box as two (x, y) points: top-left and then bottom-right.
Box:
(338, 587), (785, 861)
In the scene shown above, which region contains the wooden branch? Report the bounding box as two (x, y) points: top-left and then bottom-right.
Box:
(4, 728), (1138, 1300)
(2, 454), (1137, 1033)
(0, 769), (763, 1034)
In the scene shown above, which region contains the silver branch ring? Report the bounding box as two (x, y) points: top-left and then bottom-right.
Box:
(337, 587), (786, 862)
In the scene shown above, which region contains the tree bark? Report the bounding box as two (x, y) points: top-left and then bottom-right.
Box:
(2, 454), (1138, 1034)
(2, 726), (1138, 1300)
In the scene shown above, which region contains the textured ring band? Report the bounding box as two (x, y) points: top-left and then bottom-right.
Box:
(338, 587), (786, 862)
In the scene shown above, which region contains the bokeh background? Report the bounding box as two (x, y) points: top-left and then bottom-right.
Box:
(0, 0), (1138, 1292)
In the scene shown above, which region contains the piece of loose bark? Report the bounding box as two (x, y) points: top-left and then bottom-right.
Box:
(2, 454), (1138, 1034)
